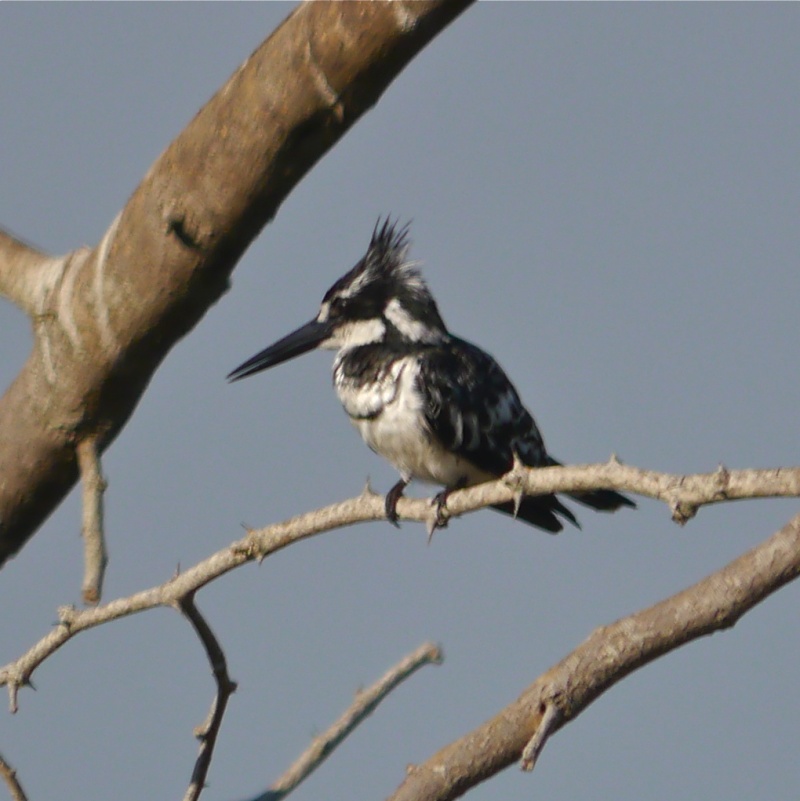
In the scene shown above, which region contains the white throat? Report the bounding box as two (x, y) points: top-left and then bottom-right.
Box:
(320, 316), (386, 351)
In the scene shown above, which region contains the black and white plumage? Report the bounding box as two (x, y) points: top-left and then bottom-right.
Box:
(228, 220), (635, 533)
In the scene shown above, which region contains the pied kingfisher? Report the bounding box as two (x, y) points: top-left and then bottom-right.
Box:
(228, 220), (635, 533)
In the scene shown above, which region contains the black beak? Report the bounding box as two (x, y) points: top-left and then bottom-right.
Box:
(227, 318), (332, 382)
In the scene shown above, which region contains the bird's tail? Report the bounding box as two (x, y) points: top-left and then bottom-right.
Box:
(491, 494), (578, 534)
(546, 456), (637, 513)
(490, 457), (635, 533)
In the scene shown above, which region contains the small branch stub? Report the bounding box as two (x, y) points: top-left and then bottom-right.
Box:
(77, 435), (108, 604)
(520, 700), (562, 771)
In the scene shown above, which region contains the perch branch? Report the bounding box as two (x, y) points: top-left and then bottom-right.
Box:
(387, 512), (800, 801)
(475, 460), (798, 526)
(0, 462), (798, 710)
(178, 593), (237, 801)
(257, 641), (443, 801)
(504, 460), (800, 524)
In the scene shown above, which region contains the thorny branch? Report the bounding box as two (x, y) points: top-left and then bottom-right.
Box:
(178, 593), (238, 801)
(1, 461), (799, 711)
(256, 642), (443, 801)
(0, 750), (27, 801)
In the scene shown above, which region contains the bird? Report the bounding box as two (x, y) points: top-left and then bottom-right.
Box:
(228, 219), (635, 533)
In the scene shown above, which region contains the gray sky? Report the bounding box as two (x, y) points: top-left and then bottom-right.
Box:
(1, 4), (799, 801)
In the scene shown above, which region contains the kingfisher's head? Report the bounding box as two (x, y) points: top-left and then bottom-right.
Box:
(228, 219), (448, 381)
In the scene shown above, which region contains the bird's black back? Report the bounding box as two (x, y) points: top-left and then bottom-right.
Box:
(418, 336), (634, 531)
(417, 335), (548, 477)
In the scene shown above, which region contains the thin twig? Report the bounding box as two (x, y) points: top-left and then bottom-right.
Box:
(76, 435), (108, 604)
(250, 642), (443, 801)
(0, 750), (27, 801)
(388, 513), (800, 801)
(178, 593), (237, 801)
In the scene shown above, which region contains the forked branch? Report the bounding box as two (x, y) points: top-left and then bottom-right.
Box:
(0, 464), (797, 799)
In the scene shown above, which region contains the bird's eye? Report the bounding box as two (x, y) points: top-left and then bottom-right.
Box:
(329, 297), (346, 317)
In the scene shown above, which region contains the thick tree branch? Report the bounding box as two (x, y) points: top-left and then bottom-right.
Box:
(0, 462), (798, 710)
(0, 0), (473, 566)
(386, 513), (800, 801)
(257, 642), (443, 801)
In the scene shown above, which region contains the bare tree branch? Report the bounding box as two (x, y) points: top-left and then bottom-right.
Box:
(254, 642), (443, 801)
(386, 513), (800, 801)
(76, 434), (108, 604)
(0, 0), (474, 567)
(0, 228), (59, 318)
(178, 593), (238, 801)
(0, 461), (798, 711)
(0, 750), (27, 801)
(437, 460), (800, 528)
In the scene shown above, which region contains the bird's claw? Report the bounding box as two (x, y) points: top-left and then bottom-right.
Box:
(385, 479), (408, 528)
(429, 489), (451, 536)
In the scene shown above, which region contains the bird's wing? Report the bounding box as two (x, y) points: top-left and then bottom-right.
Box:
(417, 337), (633, 531)
(417, 336), (548, 477)
(418, 337), (579, 532)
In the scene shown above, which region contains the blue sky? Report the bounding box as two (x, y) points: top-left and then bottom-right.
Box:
(1, 5), (799, 801)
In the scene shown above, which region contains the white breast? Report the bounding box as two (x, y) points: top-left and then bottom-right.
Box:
(336, 356), (490, 488)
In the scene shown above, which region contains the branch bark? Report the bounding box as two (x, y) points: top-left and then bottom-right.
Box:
(0, 228), (57, 318)
(386, 513), (800, 801)
(0, 0), (473, 566)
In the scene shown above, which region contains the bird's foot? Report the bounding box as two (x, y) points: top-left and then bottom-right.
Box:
(431, 488), (452, 531)
(426, 487), (457, 542)
(428, 478), (468, 541)
(385, 479), (409, 527)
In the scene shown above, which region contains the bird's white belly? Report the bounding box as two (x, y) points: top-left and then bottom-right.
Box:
(336, 355), (490, 487)
(352, 411), (482, 486)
